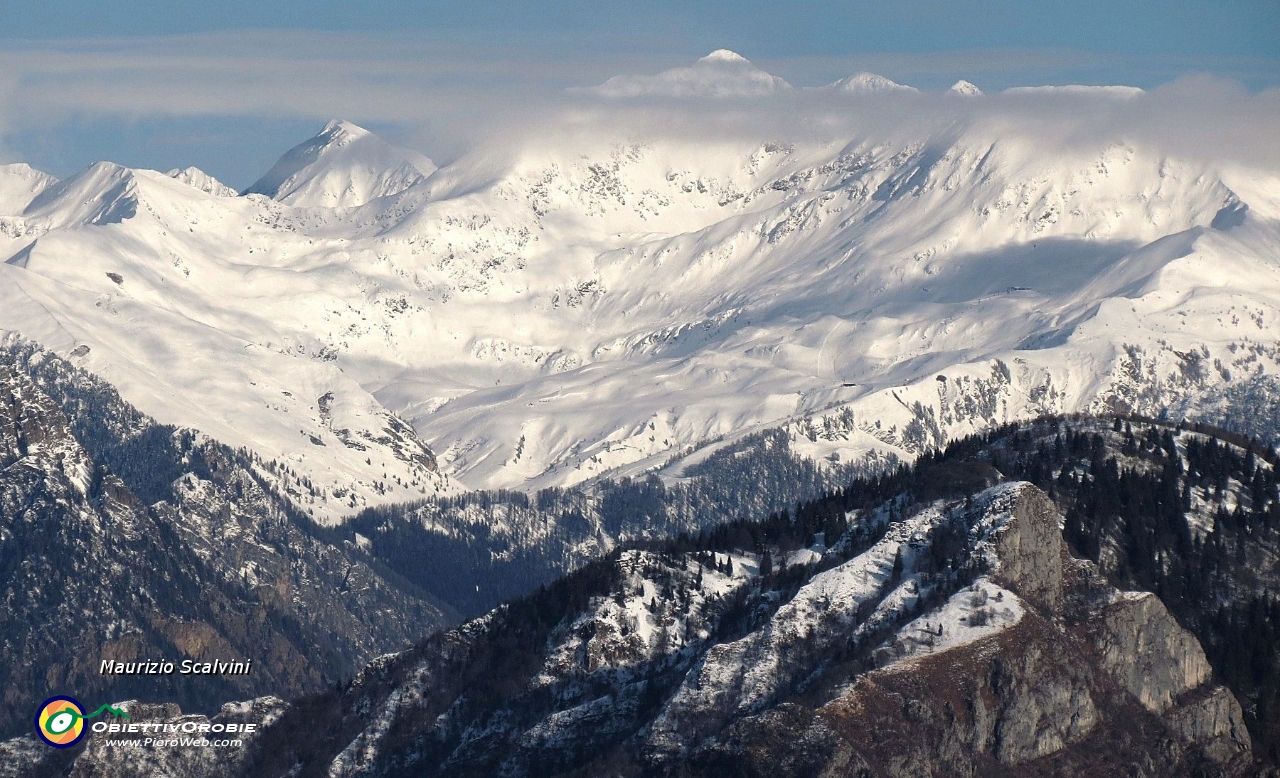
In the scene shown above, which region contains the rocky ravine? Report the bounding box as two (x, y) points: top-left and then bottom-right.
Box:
(6, 479), (1255, 776)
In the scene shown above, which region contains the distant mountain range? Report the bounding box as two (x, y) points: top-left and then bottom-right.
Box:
(1, 51), (1276, 527)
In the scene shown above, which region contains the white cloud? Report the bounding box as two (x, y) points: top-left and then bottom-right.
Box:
(0, 33), (1276, 175)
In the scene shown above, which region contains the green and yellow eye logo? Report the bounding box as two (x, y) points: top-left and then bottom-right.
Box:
(35, 697), (130, 748)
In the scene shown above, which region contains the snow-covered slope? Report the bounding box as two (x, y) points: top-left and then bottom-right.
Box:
(0, 162), (457, 522)
(0, 52), (1276, 523)
(244, 119), (436, 207)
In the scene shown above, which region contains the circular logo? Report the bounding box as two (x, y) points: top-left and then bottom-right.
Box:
(35, 696), (86, 748)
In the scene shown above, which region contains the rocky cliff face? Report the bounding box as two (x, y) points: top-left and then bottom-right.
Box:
(803, 551), (1249, 777)
(988, 484), (1063, 611)
(1092, 591), (1213, 715)
(685, 482), (1251, 777)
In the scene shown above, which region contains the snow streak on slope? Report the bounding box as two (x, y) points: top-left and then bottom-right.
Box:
(0, 53), (1276, 524)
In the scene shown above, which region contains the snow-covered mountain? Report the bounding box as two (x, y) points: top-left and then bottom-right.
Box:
(0, 52), (1277, 524)
(948, 79), (983, 96)
(244, 119), (436, 207)
(824, 71), (918, 93)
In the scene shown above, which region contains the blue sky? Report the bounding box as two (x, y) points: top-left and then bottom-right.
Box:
(2, 1), (1277, 187)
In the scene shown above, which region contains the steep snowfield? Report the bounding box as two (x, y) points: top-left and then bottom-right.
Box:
(0, 53), (1277, 522)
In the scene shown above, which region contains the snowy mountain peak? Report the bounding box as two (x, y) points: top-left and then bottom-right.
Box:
(22, 161), (138, 226)
(166, 166), (238, 198)
(0, 163), (58, 217)
(320, 118), (372, 141)
(698, 49), (750, 64)
(591, 50), (791, 97)
(948, 79), (983, 96)
(243, 120), (436, 208)
(827, 72), (918, 93)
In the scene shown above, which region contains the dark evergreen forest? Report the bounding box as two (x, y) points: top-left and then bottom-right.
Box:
(985, 416), (1280, 764)
(339, 428), (872, 616)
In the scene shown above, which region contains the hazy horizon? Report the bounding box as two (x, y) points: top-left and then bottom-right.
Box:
(2, 1), (1277, 187)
